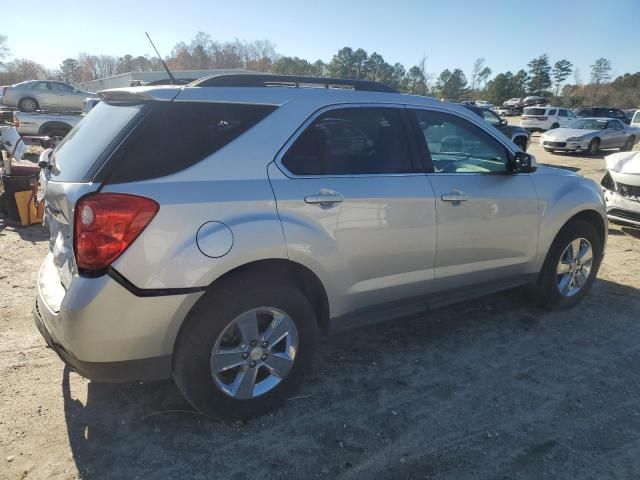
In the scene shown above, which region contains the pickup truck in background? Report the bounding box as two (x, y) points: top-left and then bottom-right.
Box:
(13, 111), (82, 148)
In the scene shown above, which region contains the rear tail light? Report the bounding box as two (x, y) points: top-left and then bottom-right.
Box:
(536, 116), (548, 121)
(74, 193), (159, 272)
(0, 86), (7, 96)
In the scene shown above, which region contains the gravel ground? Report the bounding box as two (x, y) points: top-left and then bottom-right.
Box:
(1, 129), (640, 480)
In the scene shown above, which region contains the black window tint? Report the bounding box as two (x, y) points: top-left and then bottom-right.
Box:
(558, 110), (568, 117)
(412, 109), (508, 174)
(106, 102), (277, 183)
(282, 108), (415, 175)
(548, 109), (557, 116)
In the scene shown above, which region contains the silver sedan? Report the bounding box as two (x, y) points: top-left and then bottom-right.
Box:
(539, 118), (640, 155)
(0, 80), (97, 112)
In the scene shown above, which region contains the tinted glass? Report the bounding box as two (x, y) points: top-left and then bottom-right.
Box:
(548, 109), (557, 116)
(481, 109), (501, 126)
(282, 108), (414, 175)
(50, 102), (143, 182)
(32, 82), (50, 91)
(576, 108), (593, 117)
(106, 102), (277, 184)
(51, 82), (73, 93)
(608, 120), (623, 129)
(558, 110), (568, 117)
(413, 109), (508, 174)
(524, 108), (546, 116)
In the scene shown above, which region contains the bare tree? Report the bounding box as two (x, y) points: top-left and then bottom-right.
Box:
(590, 57), (612, 99)
(470, 58), (485, 91)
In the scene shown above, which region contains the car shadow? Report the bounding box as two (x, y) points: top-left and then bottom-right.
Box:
(60, 277), (640, 479)
(538, 163), (582, 172)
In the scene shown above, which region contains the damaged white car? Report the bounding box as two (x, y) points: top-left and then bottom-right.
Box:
(601, 151), (640, 227)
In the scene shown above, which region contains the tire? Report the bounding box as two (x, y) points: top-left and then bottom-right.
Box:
(18, 97), (39, 112)
(544, 147), (552, 152)
(621, 136), (635, 152)
(173, 273), (318, 420)
(587, 138), (600, 155)
(550, 122), (560, 129)
(41, 129), (69, 149)
(536, 219), (602, 310)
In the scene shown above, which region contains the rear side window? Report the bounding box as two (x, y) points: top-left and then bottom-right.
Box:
(105, 102), (277, 184)
(558, 110), (568, 117)
(281, 107), (415, 176)
(51, 102), (143, 182)
(548, 109), (557, 116)
(632, 111), (640, 124)
(524, 108), (546, 116)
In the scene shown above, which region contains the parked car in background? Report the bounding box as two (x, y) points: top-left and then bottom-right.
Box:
(496, 105), (517, 116)
(0, 80), (97, 113)
(14, 111), (82, 148)
(474, 100), (493, 109)
(601, 151), (640, 227)
(574, 107), (628, 124)
(631, 110), (640, 128)
(624, 109), (637, 124)
(503, 98), (522, 107)
(33, 74), (607, 420)
(461, 103), (530, 150)
(521, 106), (577, 132)
(539, 118), (639, 154)
(521, 96), (547, 107)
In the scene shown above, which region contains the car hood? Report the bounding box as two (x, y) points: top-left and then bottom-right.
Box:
(534, 164), (579, 177)
(541, 128), (597, 141)
(605, 151), (640, 186)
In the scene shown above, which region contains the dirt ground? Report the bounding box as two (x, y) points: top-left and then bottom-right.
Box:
(1, 127), (640, 480)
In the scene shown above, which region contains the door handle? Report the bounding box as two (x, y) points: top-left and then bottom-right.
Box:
(441, 191), (468, 203)
(304, 190), (344, 205)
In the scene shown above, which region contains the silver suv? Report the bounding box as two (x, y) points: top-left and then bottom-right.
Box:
(34, 74), (607, 419)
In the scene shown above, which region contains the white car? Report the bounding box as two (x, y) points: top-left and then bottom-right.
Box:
(539, 118), (640, 154)
(521, 107), (577, 132)
(631, 110), (640, 128)
(475, 100), (493, 109)
(601, 151), (640, 227)
(503, 98), (522, 107)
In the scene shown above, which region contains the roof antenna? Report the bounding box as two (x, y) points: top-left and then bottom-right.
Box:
(145, 32), (177, 85)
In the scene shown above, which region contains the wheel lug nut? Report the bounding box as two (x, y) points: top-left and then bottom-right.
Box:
(261, 354), (268, 361)
(262, 341), (268, 348)
(250, 340), (257, 347)
(242, 352), (249, 360)
(249, 361), (256, 368)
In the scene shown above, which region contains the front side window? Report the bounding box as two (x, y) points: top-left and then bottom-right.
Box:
(548, 109), (557, 116)
(558, 110), (568, 117)
(481, 109), (501, 127)
(282, 107), (415, 176)
(412, 109), (508, 174)
(608, 120), (623, 130)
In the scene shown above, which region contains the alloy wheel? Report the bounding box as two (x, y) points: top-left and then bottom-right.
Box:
(556, 238), (593, 297)
(210, 307), (299, 399)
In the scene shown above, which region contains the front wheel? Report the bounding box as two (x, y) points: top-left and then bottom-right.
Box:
(587, 138), (600, 155)
(173, 274), (318, 419)
(536, 220), (602, 310)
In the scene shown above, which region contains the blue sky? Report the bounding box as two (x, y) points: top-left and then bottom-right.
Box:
(2, 0), (639, 81)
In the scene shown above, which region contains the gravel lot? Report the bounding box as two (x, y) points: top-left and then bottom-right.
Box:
(1, 126), (640, 480)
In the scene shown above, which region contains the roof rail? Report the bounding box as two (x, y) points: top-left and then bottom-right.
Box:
(189, 74), (396, 93)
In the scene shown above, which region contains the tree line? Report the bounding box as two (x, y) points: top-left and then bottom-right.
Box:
(1, 32), (638, 108)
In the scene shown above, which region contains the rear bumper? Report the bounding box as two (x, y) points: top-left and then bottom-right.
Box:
(34, 252), (203, 382)
(33, 300), (171, 382)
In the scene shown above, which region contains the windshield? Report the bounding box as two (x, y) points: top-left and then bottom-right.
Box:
(566, 119), (607, 130)
(50, 102), (143, 182)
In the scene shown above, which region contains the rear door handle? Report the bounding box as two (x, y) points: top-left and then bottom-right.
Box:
(441, 191), (468, 203)
(304, 191), (344, 205)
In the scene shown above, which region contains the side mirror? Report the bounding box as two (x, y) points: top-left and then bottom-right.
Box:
(509, 151), (536, 174)
(500, 118), (508, 126)
(38, 148), (53, 169)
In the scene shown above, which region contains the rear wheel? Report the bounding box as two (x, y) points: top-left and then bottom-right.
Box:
(536, 220), (602, 310)
(587, 138), (600, 155)
(173, 274), (318, 419)
(41, 129), (69, 149)
(18, 97), (39, 112)
(621, 136), (635, 152)
(550, 122), (560, 129)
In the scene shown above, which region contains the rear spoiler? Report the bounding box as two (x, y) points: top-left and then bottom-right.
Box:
(99, 86), (181, 103)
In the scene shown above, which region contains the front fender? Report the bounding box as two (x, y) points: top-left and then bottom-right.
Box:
(531, 168), (607, 269)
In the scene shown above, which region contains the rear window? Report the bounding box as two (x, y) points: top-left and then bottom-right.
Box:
(105, 102), (276, 184)
(50, 102), (143, 182)
(524, 108), (546, 116)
